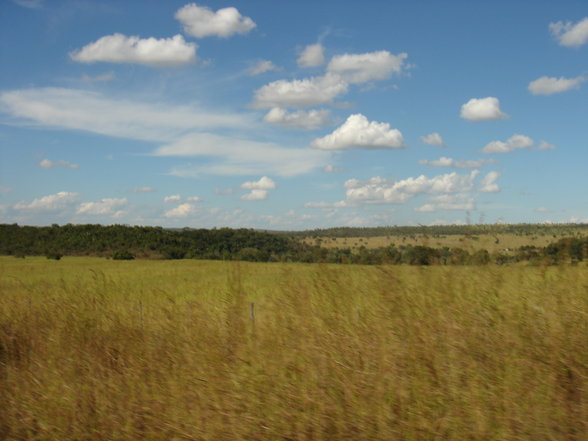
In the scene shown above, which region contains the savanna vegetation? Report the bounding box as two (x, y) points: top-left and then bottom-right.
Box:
(0, 257), (586, 440)
(2, 222), (588, 265)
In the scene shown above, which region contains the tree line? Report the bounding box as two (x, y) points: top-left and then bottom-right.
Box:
(1, 223), (586, 265)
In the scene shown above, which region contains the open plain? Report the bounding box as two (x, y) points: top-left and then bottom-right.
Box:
(1, 256), (586, 441)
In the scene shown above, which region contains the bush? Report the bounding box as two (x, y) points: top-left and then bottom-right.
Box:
(112, 250), (135, 260)
(46, 252), (62, 260)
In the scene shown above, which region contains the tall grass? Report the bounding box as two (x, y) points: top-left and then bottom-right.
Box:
(0, 257), (586, 440)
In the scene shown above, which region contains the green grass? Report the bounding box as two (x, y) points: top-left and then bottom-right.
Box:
(1, 257), (587, 440)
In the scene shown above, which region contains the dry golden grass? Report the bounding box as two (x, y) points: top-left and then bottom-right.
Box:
(304, 231), (588, 253)
(0, 257), (587, 440)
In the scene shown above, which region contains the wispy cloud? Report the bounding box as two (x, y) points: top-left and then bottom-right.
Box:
(0, 88), (251, 142)
(156, 133), (328, 177)
(528, 76), (585, 95)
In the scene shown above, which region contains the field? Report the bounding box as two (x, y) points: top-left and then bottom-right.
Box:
(301, 230), (588, 254)
(1, 256), (587, 441)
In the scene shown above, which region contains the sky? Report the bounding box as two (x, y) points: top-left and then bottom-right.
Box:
(0, 0), (587, 229)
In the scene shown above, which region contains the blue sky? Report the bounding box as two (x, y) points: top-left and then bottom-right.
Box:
(1, 0), (587, 229)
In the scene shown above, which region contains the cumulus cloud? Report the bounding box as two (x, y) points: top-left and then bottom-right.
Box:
(239, 176), (276, 201)
(240, 176), (276, 190)
(156, 132), (328, 177)
(164, 194), (182, 203)
(460, 97), (508, 121)
(482, 134), (534, 153)
(478, 171), (500, 193)
(420, 132), (446, 147)
(77, 198), (128, 215)
(0, 88), (250, 143)
(186, 196), (201, 202)
(263, 107), (331, 129)
(310, 114), (404, 150)
(298, 43), (325, 67)
(415, 194), (475, 212)
(253, 73), (348, 108)
(240, 189), (269, 201)
(327, 50), (408, 84)
(70, 34), (197, 68)
(175, 3), (256, 38)
(528, 75), (585, 95)
(549, 17), (588, 48)
(419, 156), (497, 168)
(344, 171), (480, 205)
(164, 203), (198, 218)
(247, 60), (279, 76)
(13, 191), (80, 212)
(37, 159), (79, 169)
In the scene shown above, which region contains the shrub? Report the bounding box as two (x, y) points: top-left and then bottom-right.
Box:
(112, 250), (134, 260)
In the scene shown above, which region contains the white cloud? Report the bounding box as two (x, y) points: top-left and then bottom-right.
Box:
(327, 51), (408, 84)
(164, 194), (182, 203)
(263, 107), (331, 129)
(298, 43), (325, 67)
(164, 203), (197, 218)
(239, 176), (275, 201)
(304, 200), (347, 208)
(535, 207), (550, 213)
(482, 134), (533, 154)
(175, 3), (256, 38)
(240, 176), (276, 190)
(70, 34), (197, 68)
(131, 186), (156, 193)
(419, 156), (496, 168)
(240, 189), (268, 201)
(310, 113), (404, 150)
(77, 198), (128, 215)
(186, 196), (201, 202)
(214, 187), (235, 195)
(420, 132), (446, 147)
(13, 191), (80, 212)
(12, 0), (42, 9)
(528, 76), (585, 95)
(323, 164), (345, 173)
(537, 141), (556, 150)
(81, 72), (115, 83)
(478, 171), (500, 193)
(549, 17), (588, 48)
(344, 171), (480, 205)
(247, 60), (279, 76)
(37, 159), (79, 169)
(253, 73), (348, 108)
(415, 194), (475, 212)
(460, 97), (508, 121)
(155, 133), (328, 177)
(0, 88), (250, 143)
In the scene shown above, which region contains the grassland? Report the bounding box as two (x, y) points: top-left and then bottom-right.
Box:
(1, 256), (587, 440)
(302, 230), (588, 254)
